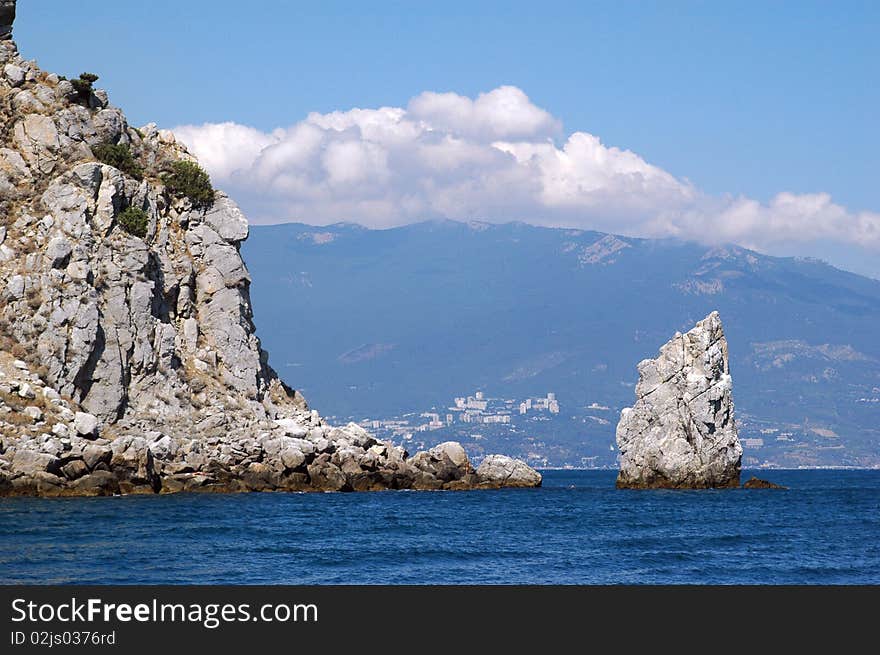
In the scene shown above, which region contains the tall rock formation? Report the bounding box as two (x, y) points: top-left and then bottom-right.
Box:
(0, 2), (540, 495)
(615, 311), (742, 489)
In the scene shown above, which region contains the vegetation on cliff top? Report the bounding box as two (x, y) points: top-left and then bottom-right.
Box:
(70, 72), (98, 105)
(161, 160), (215, 208)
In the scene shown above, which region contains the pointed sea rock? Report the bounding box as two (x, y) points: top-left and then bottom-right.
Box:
(616, 311), (742, 489)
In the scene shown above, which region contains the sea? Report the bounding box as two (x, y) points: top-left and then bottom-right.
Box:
(1, 470), (878, 584)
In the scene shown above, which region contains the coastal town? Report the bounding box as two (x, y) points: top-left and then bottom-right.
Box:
(343, 388), (866, 470)
(362, 390), (560, 434)
(363, 390), (556, 433)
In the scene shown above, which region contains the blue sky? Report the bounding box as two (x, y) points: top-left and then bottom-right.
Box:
(15, 1), (880, 277)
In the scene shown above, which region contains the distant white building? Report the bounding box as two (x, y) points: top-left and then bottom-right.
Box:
(520, 393), (559, 414)
(461, 411), (483, 424)
(466, 397), (488, 411)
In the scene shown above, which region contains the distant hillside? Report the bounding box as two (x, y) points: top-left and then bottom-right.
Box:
(243, 220), (880, 467)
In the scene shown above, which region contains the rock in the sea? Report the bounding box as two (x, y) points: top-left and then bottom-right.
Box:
(742, 476), (787, 490)
(616, 311), (742, 489)
(477, 455), (543, 488)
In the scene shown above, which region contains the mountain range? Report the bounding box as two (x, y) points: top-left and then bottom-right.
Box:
(243, 220), (880, 467)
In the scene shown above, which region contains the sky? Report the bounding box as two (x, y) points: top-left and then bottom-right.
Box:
(15, 0), (880, 278)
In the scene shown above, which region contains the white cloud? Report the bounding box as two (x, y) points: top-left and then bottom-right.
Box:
(172, 122), (279, 181)
(172, 86), (880, 253)
(408, 86), (561, 140)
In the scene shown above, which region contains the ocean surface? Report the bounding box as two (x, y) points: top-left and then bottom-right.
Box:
(1, 470), (878, 584)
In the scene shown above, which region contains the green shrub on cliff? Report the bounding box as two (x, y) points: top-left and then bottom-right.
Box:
(93, 142), (143, 180)
(161, 160), (215, 208)
(70, 72), (99, 104)
(117, 206), (149, 238)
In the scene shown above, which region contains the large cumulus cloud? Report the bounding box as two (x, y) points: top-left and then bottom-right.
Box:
(173, 85), (880, 252)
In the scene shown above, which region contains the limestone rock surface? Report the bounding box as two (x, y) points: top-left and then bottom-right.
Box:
(477, 455), (544, 488)
(615, 311), (742, 489)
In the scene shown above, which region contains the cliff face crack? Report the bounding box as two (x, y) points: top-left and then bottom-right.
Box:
(73, 323), (105, 403)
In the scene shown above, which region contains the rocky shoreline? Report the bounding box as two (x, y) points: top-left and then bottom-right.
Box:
(0, 344), (542, 497)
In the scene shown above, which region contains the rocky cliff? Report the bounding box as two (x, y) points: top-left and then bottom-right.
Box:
(0, 2), (540, 495)
(615, 311), (742, 488)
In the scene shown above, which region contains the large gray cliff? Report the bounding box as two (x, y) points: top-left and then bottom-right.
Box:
(615, 311), (742, 488)
(0, 2), (540, 495)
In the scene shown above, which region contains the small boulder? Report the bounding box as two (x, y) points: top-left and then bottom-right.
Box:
(61, 459), (88, 480)
(280, 447), (306, 470)
(477, 454), (542, 488)
(51, 423), (69, 437)
(274, 418), (308, 438)
(45, 235), (72, 268)
(12, 449), (61, 476)
(70, 470), (120, 496)
(430, 441), (470, 470)
(4, 63), (24, 87)
(148, 435), (176, 460)
(409, 441), (473, 484)
(73, 411), (99, 438)
(81, 443), (111, 470)
(110, 436), (160, 492)
(307, 461), (348, 491)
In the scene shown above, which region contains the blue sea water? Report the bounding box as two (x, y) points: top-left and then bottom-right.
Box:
(1, 470), (878, 584)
